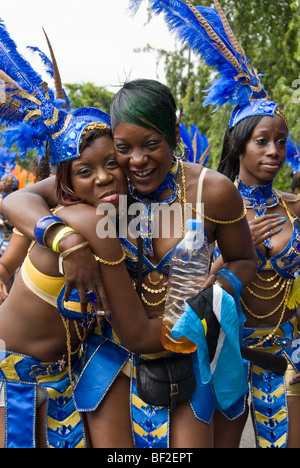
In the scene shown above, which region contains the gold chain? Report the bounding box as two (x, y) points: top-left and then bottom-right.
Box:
(246, 281), (286, 300)
(147, 272), (163, 286)
(142, 283), (166, 294)
(241, 278), (293, 320)
(178, 159), (247, 224)
(256, 271), (279, 283)
(246, 279), (293, 349)
(250, 277), (283, 291)
(140, 292), (167, 307)
(93, 246), (126, 266)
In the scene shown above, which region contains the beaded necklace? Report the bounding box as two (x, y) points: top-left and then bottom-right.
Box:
(236, 177), (280, 249)
(128, 158), (180, 256)
(236, 178), (279, 209)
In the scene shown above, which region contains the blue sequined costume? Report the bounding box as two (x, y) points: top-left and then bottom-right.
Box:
(0, 350), (86, 448)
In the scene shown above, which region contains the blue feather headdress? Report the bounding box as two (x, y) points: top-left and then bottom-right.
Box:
(129, 0), (288, 129)
(0, 19), (110, 165)
(180, 122), (210, 165)
(286, 136), (300, 174)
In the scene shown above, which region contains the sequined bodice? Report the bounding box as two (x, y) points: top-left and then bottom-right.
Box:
(256, 220), (300, 279)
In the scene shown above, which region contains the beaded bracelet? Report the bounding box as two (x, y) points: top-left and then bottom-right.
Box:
(93, 247), (126, 266)
(34, 216), (65, 248)
(52, 226), (76, 253)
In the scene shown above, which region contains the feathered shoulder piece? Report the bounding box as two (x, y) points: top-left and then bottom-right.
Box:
(180, 122), (210, 166)
(0, 19), (110, 164)
(130, 0), (288, 129)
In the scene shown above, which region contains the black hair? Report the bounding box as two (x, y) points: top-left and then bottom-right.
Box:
(110, 79), (178, 149)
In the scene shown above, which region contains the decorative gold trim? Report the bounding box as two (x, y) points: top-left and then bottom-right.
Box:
(51, 113), (72, 140)
(44, 107), (59, 127)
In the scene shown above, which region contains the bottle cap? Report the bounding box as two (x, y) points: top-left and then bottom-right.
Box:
(185, 218), (203, 231)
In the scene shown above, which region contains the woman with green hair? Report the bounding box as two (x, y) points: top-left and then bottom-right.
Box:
(3, 78), (257, 448)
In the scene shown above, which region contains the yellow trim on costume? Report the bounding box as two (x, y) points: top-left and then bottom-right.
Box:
(47, 410), (81, 431)
(21, 254), (65, 308)
(132, 420), (168, 440)
(255, 407), (286, 426)
(51, 113), (72, 140)
(202, 318), (208, 336)
(259, 433), (286, 449)
(0, 354), (24, 380)
(252, 384), (284, 402)
(287, 275), (300, 310)
(23, 109), (42, 122)
(44, 107), (59, 127)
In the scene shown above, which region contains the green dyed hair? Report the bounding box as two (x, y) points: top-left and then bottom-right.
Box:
(110, 79), (178, 149)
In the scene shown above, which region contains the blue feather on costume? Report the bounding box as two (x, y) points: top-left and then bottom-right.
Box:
(129, 0), (267, 110)
(180, 122), (210, 165)
(286, 136), (300, 174)
(0, 19), (43, 92)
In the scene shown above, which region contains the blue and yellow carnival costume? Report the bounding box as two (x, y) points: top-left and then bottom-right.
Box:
(0, 350), (86, 448)
(239, 194), (300, 448)
(0, 248), (93, 448)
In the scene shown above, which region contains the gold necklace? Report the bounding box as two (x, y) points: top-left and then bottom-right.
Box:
(177, 160), (247, 224)
(241, 278), (293, 319)
(147, 272), (163, 286)
(246, 281), (286, 300)
(245, 279), (294, 349)
(250, 277), (283, 291)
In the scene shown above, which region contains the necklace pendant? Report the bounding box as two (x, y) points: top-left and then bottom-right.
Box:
(253, 204), (273, 249)
(253, 203), (267, 217)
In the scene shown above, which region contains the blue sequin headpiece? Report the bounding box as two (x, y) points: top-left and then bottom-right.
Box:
(229, 99), (279, 129)
(0, 18), (111, 165)
(130, 0), (288, 130)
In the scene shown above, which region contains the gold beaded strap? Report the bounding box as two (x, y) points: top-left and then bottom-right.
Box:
(93, 246), (126, 266)
(241, 278), (294, 348)
(178, 159), (247, 225)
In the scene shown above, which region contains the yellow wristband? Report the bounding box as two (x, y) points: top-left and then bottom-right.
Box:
(52, 226), (75, 253)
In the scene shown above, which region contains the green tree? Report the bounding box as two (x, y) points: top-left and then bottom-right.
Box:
(64, 82), (114, 114)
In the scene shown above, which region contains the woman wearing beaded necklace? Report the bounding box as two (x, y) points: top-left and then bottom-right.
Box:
(214, 112), (300, 448)
(3, 79), (257, 448)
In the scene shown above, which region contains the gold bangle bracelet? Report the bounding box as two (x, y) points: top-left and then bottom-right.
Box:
(60, 241), (89, 260)
(93, 247), (126, 266)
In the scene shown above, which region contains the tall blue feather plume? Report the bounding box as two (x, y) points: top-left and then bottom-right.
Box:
(129, 0), (267, 109)
(286, 136), (300, 174)
(0, 19), (43, 92)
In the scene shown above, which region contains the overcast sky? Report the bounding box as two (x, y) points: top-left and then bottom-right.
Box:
(0, 0), (176, 92)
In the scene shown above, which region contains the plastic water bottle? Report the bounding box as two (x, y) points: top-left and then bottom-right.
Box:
(161, 218), (211, 353)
